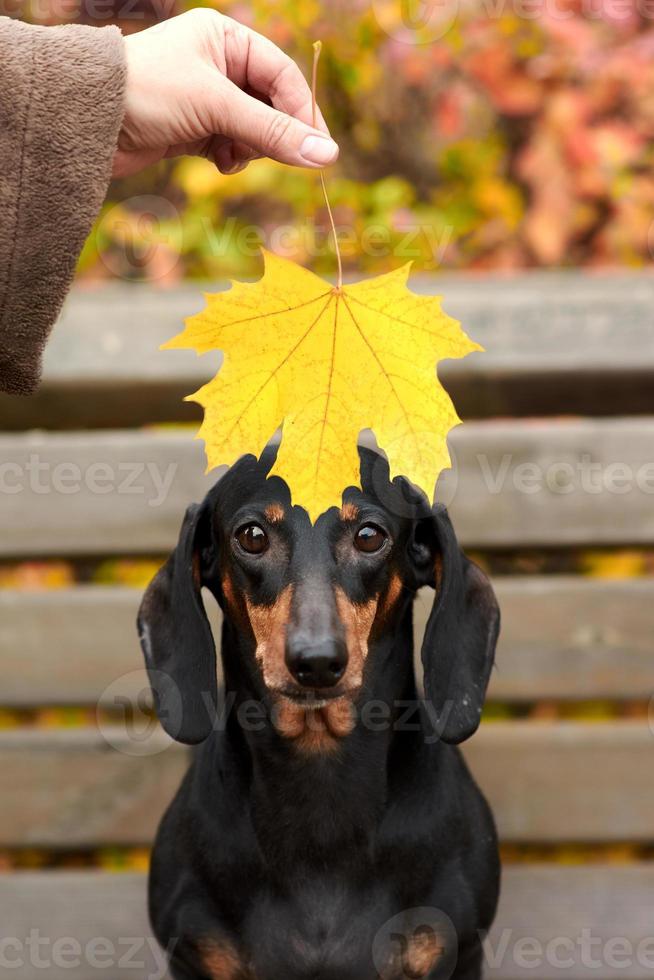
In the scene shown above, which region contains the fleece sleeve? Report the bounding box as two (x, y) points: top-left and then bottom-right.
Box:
(0, 17), (126, 395)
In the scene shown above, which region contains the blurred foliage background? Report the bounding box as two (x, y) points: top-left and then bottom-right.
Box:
(22, 0), (654, 281)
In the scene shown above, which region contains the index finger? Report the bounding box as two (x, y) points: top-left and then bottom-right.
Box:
(241, 28), (331, 134)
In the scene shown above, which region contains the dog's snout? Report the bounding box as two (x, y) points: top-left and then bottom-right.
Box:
(285, 638), (348, 689)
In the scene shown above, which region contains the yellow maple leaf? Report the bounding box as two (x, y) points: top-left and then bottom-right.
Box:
(164, 250), (480, 522)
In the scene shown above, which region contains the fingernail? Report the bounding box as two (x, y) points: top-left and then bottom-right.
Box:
(223, 161), (247, 175)
(299, 135), (339, 166)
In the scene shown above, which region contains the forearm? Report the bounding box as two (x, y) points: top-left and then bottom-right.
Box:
(0, 17), (126, 396)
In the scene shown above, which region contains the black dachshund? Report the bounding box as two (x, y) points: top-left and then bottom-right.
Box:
(138, 447), (500, 980)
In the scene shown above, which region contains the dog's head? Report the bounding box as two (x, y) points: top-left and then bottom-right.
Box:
(138, 447), (499, 746)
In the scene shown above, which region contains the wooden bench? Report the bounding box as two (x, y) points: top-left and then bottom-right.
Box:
(1, 273), (653, 979)
(1, 272), (654, 429)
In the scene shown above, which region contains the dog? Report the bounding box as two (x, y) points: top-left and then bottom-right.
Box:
(138, 446), (501, 980)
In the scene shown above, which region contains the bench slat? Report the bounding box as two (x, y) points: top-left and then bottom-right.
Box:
(465, 721), (654, 843)
(0, 729), (186, 848)
(2, 274), (654, 427)
(0, 722), (652, 846)
(0, 872), (167, 980)
(418, 577), (654, 701)
(2, 866), (654, 979)
(1, 579), (653, 706)
(2, 419), (654, 555)
(491, 864), (654, 980)
(38, 275), (654, 379)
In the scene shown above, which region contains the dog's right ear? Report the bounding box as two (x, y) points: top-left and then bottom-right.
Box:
(137, 502), (217, 745)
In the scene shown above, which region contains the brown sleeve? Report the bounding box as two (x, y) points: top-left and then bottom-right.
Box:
(0, 17), (126, 395)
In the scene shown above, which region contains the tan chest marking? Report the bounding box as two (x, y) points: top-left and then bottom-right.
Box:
(197, 939), (251, 980)
(382, 928), (445, 979)
(406, 928), (445, 977)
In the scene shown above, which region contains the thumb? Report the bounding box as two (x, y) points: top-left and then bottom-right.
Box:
(214, 80), (339, 169)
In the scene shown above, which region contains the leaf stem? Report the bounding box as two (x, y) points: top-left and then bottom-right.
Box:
(312, 41), (343, 290)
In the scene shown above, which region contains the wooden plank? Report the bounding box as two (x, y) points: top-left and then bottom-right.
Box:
(2, 579), (653, 706)
(0, 586), (221, 708)
(0, 872), (168, 980)
(0, 588), (145, 707)
(2, 418), (654, 556)
(2, 273), (654, 428)
(37, 275), (654, 379)
(2, 866), (654, 979)
(488, 864), (654, 979)
(418, 577), (654, 702)
(496, 577), (654, 700)
(445, 417), (654, 548)
(0, 722), (652, 846)
(0, 429), (214, 557)
(464, 721), (654, 843)
(0, 729), (188, 848)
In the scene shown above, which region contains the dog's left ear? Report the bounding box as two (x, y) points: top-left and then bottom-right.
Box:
(411, 504), (500, 744)
(137, 502), (217, 745)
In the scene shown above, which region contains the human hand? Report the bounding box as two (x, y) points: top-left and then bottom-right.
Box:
(113, 8), (339, 179)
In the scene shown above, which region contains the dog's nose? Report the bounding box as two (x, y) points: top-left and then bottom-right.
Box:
(285, 638), (348, 689)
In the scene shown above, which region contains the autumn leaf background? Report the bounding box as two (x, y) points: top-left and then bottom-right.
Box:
(77, 0), (654, 281)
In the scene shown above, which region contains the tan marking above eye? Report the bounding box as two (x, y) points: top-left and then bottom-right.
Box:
(340, 502), (359, 522)
(246, 586), (294, 689)
(264, 503), (285, 524)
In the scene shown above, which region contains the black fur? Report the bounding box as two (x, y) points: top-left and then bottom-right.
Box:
(138, 448), (501, 980)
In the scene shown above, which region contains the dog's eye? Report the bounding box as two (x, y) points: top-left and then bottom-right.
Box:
(354, 523), (387, 554)
(236, 523), (269, 555)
